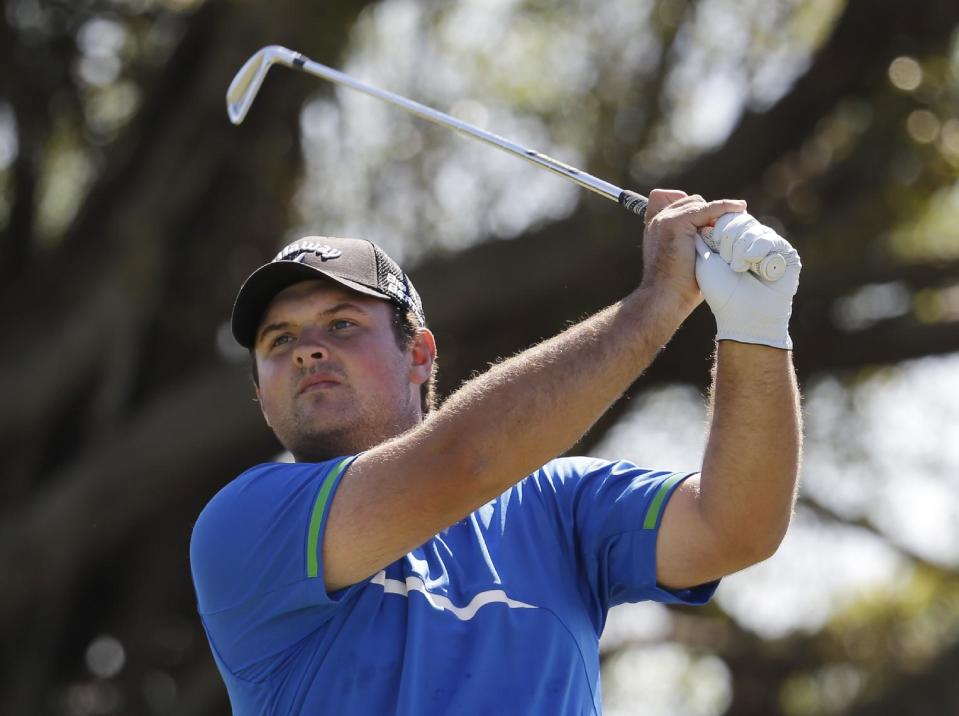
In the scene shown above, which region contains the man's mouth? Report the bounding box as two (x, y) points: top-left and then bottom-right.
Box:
(297, 374), (342, 395)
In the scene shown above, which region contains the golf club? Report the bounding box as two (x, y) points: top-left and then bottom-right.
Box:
(226, 45), (786, 282)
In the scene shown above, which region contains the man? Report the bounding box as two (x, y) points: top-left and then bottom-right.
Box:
(191, 189), (802, 715)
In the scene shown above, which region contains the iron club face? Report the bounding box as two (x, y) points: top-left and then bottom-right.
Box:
(227, 45), (302, 125)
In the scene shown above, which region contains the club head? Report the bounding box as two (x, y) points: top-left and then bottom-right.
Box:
(226, 46), (294, 125)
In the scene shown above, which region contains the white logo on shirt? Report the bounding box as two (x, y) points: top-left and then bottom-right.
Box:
(369, 571), (537, 621)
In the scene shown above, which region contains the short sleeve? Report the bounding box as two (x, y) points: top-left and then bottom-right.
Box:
(547, 457), (718, 612)
(189, 456), (363, 677)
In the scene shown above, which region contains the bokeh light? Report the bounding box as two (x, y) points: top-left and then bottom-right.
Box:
(85, 635), (126, 679)
(888, 56), (923, 91)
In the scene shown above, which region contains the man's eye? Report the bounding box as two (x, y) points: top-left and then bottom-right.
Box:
(331, 319), (356, 331)
(271, 334), (294, 348)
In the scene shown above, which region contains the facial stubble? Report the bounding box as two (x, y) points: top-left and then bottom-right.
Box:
(278, 359), (421, 463)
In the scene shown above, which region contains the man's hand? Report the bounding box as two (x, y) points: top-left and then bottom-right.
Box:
(694, 213), (801, 349)
(640, 190), (748, 317)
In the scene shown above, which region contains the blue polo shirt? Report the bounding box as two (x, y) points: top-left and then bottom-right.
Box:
(190, 456), (717, 715)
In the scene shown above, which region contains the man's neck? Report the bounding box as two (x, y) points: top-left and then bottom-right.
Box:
(290, 412), (424, 463)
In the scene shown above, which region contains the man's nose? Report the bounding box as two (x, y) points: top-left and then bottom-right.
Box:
(293, 328), (329, 365)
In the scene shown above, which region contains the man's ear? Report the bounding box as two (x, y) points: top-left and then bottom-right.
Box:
(253, 382), (273, 428)
(408, 327), (437, 386)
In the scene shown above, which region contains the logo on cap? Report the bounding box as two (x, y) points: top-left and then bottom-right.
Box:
(274, 241), (343, 263)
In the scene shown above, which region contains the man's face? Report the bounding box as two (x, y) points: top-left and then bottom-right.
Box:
(252, 280), (432, 462)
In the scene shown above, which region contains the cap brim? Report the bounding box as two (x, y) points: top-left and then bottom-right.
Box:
(231, 261), (392, 348)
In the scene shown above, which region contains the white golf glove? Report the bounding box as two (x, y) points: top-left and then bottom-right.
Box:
(695, 213), (801, 350)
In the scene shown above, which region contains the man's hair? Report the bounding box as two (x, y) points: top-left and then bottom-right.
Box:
(249, 304), (438, 413)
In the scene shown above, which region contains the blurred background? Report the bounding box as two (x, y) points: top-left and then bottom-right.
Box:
(1, 0), (958, 713)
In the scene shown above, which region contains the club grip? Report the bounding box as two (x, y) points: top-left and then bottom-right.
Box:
(700, 226), (786, 282)
(618, 190), (649, 222)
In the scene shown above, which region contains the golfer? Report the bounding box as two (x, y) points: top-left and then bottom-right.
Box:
(191, 189), (802, 714)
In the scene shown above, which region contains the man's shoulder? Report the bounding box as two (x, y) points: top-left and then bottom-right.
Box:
(197, 462), (292, 516)
(189, 458), (356, 599)
(192, 459), (351, 538)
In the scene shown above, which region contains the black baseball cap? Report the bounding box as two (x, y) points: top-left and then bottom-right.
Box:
(231, 236), (426, 349)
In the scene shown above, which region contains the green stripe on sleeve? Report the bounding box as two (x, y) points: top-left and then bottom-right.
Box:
(306, 458), (352, 578)
(642, 472), (689, 530)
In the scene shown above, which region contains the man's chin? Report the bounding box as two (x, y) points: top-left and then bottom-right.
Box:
(293, 391), (353, 422)
(279, 417), (369, 462)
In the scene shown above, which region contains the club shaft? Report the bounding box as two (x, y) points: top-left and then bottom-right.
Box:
(281, 50), (628, 204)
(233, 47), (784, 282)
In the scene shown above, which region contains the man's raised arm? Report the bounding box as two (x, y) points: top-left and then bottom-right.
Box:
(656, 211), (803, 589)
(322, 190), (761, 591)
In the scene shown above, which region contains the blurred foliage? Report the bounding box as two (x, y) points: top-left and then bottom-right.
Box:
(1, 0), (959, 714)
(777, 565), (959, 715)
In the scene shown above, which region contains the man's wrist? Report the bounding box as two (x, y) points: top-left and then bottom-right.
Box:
(715, 317), (793, 350)
(717, 336), (792, 351)
(716, 331), (793, 350)
(633, 281), (702, 321)
(625, 284), (698, 343)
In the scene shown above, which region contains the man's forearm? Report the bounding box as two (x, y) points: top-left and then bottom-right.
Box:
(699, 342), (802, 561)
(419, 287), (692, 489)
